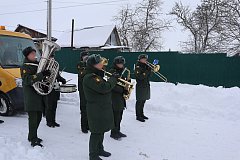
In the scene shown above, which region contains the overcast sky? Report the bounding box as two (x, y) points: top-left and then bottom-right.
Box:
(0, 0), (200, 51)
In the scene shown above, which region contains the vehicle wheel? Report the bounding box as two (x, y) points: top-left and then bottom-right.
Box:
(0, 93), (14, 116)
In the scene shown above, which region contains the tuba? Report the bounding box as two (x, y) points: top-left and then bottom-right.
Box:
(33, 40), (61, 95)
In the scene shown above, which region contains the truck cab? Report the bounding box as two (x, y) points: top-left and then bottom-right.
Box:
(0, 26), (40, 115)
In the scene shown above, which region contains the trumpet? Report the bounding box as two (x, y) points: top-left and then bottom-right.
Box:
(146, 61), (168, 82)
(102, 69), (134, 100)
(100, 57), (109, 66)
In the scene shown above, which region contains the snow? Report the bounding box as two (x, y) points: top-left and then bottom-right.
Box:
(57, 25), (115, 48)
(1, 72), (240, 160)
(101, 45), (130, 50)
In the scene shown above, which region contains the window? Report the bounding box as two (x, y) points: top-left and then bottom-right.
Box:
(0, 35), (40, 68)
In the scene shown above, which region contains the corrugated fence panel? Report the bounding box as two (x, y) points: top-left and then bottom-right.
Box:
(55, 48), (240, 88)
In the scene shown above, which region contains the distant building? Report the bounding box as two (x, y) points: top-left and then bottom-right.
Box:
(58, 25), (130, 52)
(15, 24), (57, 50)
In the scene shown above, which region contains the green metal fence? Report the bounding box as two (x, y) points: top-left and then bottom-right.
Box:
(55, 48), (240, 88)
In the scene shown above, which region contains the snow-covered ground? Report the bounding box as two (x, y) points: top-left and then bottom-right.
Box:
(1, 72), (240, 160)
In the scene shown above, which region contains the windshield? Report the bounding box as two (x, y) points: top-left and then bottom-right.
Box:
(0, 35), (40, 68)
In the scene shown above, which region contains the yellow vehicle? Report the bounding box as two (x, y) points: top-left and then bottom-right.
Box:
(0, 26), (40, 116)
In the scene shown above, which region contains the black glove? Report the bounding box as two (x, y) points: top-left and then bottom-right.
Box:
(42, 85), (49, 93)
(123, 89), (129, 95)
(60, 78), (66, 84)
(42, 70), (51, 77)
(111, 72), (120, 79)
(99, 70), (105, 78)
(146, 65), (152, 71)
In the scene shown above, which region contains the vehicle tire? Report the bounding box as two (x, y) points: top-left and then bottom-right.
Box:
(0, 93), (14, 116)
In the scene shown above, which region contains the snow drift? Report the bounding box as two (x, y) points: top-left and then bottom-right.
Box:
(0, 72), (240, 160)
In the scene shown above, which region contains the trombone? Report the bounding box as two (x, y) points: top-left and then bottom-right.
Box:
(145, 61), (168, 82)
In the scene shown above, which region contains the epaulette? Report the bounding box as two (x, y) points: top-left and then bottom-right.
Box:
(91, 73), (102, 83)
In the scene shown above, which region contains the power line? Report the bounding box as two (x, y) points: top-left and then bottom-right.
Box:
(35, 28), (66, 33)
(52, 0), (125, 4)
(52, 0), (128, 9)
(52, 1), (86, 4)
(0, 9), (46, 16)
(0, 1), (44, 7)
(0, 0), (128, 16)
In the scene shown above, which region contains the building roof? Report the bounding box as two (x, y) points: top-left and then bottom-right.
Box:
(15, 24), (57, 41)
(0, 29), (32, 39)
(58, 25), (120, 48)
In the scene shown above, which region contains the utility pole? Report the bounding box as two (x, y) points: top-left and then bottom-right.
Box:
(71, 19), (75, 48)
(47, 0), (52, 41)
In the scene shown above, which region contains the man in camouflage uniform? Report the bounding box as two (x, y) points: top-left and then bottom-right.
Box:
(83, 54), (119, 160)
(21, 47), (51, 147)
(109, 56), (128, 140)
(77, 51), (89, 133)
(134, 54), (152, 122)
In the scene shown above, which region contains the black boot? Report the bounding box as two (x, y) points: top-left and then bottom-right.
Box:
(37, 137), (43, 143)
(118, 132), (127, 138)
(28, 137), (42, 143)
(82, 128), (88, 134)
(54, 122), (60, 127)
(136, 117), (145, 122)
(31, 140), (43, 147)
(99, 150), (111, 157)
(110, 133), (121, 140)
(0, 120), (4, 124)
(93, 156), (102, 160)
(142, 115), (149, 120)
(47, 122), (55, 128)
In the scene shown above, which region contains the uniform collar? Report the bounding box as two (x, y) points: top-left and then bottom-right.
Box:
(81, 61), (87, 66)
(137, 61), (146, 67)
(86, 66), (104, 77)
(113, 65), (124, 73)
(24, 58), (39, 64)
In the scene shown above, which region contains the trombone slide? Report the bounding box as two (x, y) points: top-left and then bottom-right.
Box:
(145, 61), (168, 82)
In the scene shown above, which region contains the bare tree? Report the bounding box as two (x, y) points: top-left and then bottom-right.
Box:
(114, 0), (171, 52)
(219, 0), (240, 56)
(170, 2), (200, 52)
(171, 0), (225, 53)
(114, 5), (132, 47)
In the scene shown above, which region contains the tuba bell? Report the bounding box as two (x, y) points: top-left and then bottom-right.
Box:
(33, 40), (61, 95)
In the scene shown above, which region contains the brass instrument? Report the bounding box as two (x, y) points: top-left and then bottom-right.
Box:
(120, 67), (133, 100)
(100, 57), (109, 66)
(33, 40), (61, 95)
(146, 61), (167, 82)
(103, 70), (134, 100)
(99, 56), (134, 100)
(122, 67), (131, 81)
